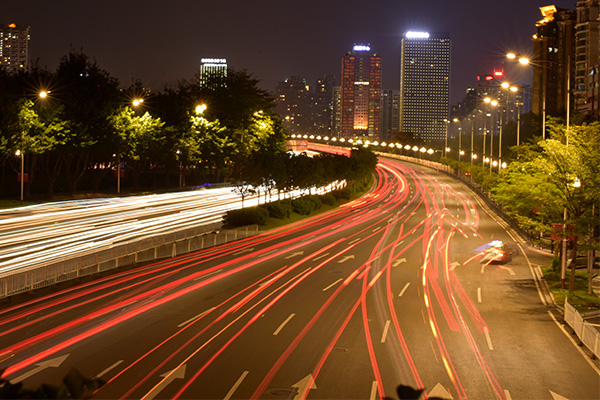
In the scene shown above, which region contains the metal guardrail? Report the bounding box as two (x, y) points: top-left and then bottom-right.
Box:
(0, 224), (259, 299)
(564, 298), (600, 359)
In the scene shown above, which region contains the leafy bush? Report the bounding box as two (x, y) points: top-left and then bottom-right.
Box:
(331, 187), (353, 200)
(306, 195), (323, 211)
(223, 207), (269, 227)
(263, 201), (292, 219)
(291, 197), (316, 215)
(320, 193), (337, 206)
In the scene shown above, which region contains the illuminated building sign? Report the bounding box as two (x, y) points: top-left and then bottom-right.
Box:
(201, 58), (227, 64)
(405, 31), (430, 39)
(353, 45), (371, 51)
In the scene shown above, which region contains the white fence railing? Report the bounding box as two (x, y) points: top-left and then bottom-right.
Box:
(564, 298), (600, 359)
(0, 224), (259, 299)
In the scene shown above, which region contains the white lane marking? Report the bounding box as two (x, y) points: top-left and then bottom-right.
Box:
(477, 287), (482, 303)
(285, 251), (304, 259)
(548, 311), (600, 375)
(380, 320), (391, 343)
(323, 278), (343, 292)
(370, 381), (378, 400)
(349, 237), (361, 245)
(177, 307), (216, 328)
(504, 389), (513, 400)
(516, 242), (547, 306)
(273, 314), (295, 336)
(95, 360), (124, 378)
(483, 327), (494, 350)
(399, 282), (411, 297)
(338, 255), (355, 263)
(223, 370), (249, 400)
(312, 252), (329, 261)
(234, 248), (254, 255)
(193, 269), (223, 281)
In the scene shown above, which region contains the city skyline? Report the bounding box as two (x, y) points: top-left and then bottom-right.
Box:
(3, 0), (579, 103)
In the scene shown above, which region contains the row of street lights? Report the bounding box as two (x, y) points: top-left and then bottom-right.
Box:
(290, 134), (509, 170)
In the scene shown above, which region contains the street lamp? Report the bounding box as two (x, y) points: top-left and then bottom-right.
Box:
(176, 150), (183, 188)
(195, 103), (207, 114)
(453, 117), (462, 161)
(506, 53), (551, 139)
(484, 97), (498, 172)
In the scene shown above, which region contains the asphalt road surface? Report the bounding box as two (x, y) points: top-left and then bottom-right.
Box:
(0, 157), (598, 399)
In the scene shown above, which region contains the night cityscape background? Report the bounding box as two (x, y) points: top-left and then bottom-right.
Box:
(2, 0), (579, 100)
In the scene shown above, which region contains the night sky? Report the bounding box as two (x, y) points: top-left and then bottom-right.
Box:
(4, 0), (577, 104)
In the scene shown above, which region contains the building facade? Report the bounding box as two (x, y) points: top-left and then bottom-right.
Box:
(0, 23), (30, 73)
(275, 76), (311, 135)
(340, 45), (381, 139)
(310, 75), (336, 136)
(574, 0), (599, 119)
(399, 32), (451, 141)
(532, 6), (576, 118)
(199, 58), (227, 89)
(380, 89), (400, 143)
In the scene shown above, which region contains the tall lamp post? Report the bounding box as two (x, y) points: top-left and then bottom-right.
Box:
(17, 90), (49, 203)
(453, 118), (462, 161)
(484, 97), (498, 172)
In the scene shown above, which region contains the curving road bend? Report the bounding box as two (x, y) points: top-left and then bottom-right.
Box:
(0, 157), (597, 399)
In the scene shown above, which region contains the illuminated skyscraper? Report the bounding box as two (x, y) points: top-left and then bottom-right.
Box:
(340, 44), (381, 139)
(0, 23), (30, 73)
(199, 58), (227, 89)
(399, 32), (451, 140)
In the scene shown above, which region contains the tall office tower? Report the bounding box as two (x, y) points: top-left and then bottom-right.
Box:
(399, 32), (451, 141)
(199, 58), (227, 89)
(310, 75), (336, 136)
(0, 23), (30, 73)
(380, 89), (400, 143)
(275, 76), (311, 135)
(574, 0), (599, 118)
(532, 6), (576, 118)
(332, 86), (342, 137)
(340, 44), (381, 139)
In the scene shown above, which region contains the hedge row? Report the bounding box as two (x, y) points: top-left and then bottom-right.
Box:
(223, 190), (351, 228)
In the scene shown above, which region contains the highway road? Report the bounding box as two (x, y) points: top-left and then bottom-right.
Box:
(0, 157), (598, 399)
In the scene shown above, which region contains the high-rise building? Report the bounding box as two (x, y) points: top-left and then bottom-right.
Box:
(275, 76), (311, 135)
(399, 32), (451, 141)
(0, 23), (30, 73)
(380, 89), (400, 143)
(199, 58), (227, 89)
(574, 0), (599, 118)
(310, 75), (336, 136)
(332, 86), (341, 137)
(532, 6), (576, 118)
(340, 44), (381, 139)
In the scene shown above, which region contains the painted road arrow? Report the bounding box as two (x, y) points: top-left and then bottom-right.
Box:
(10, 354), (69, 384)
(392, 258), (407, 267)
(449, 262), (460, 271)
(292, 374), (317, 400)
(142, 364), (187, 400)
(428, 383), (453, 399)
